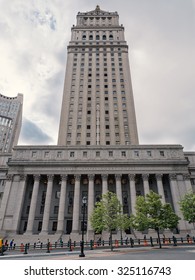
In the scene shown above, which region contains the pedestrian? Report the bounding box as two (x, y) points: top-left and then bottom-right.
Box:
(36, 238), (41, 248)
(9, 239), (14, 250)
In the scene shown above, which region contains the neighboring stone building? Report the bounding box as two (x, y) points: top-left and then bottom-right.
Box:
(0, 6), (194, 242)
(0, 93), (23, 153)
(0, 93), (23, 214)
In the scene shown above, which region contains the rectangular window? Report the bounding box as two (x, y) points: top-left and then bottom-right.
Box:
(70, 152), (75, 158)
(147, 151), (152, 157)
(96, 151), (100, 157)
(134, 151), (139, 157)
(109, 151), (113, 157)
(121, 151), (126, 157)
(54, 206), (59, 214)
(160, 151), (165, 157)
(83, 151), (87, 158)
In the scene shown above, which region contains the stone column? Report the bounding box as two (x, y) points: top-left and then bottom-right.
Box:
(156, 174), (166, 204)
(102, 174), (108, 195)
(183, 173), (193, 192)
(25, 175), (40, 234)
(72, 175), (81, 233)
(12, 174), (27, 233)
(0, 175), (13, 231)
(169, 174), (186, 230)
(40, 175), (54, 234)
(87, 174), (94, 240)
(116, 174), (123, 206)
(142, 174), (150, 196)
(56, 175), (67, 234)
(128, 174), (136, 214)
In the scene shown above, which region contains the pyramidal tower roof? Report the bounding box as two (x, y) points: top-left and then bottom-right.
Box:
(78, 5), (118, 16)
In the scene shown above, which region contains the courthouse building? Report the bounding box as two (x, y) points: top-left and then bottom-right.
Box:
(0, 6), (194, 241)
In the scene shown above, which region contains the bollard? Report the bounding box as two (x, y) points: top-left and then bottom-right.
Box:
(20, 243), (24, 252)
(172, 236), (177, 246)
(115, 240), (119, 248)
(130, 238), (134, 248)
(34, 242), (36, 249)
(138, 239), (140, 245)
(120, 238), (123, 246)
(93, 241), (97, 249)
(90, 240), (93, 250)
(46, 241), (50, 253)
(181, 237), (183, 243)
(55, 242), (57, 248)
(68, 239), (72, 251)
(150, 236), (154, 247)
(144, 239), (148, 246)
(24, 243), (28, 254)
(102, 240), (105, 246)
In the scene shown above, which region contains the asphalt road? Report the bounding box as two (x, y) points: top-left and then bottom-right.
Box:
(1, 245), (195, 260)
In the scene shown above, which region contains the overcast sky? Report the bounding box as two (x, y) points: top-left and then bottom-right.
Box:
(0, 0), (194, 151)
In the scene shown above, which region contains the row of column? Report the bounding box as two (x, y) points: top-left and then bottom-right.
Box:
(1, 172), (192, 235)
(23, 173), (192, 235)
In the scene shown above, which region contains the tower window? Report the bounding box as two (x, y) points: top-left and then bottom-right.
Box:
(121, 151), (126, 157)
(70, 152), (75, 158)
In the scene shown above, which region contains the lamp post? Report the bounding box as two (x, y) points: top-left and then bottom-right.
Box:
(79, 196), (87, 257)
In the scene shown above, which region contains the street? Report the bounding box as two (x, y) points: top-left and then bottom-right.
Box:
(1, 244), (195, 260)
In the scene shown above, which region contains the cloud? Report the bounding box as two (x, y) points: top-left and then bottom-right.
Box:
(0, 0), (194, 151)
(19, 118), (53, 145)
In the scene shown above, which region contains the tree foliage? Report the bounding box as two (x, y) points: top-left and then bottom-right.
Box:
(130, 191), (180, 248)
(179, 192), (195, 229)
(90, 191), (131, 250)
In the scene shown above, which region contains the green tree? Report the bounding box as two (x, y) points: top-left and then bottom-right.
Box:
(179, 192), (195, 230)
(90, 191), (130, 250)
(130, 191), (180, 248)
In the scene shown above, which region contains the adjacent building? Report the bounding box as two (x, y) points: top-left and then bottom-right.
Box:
(0, 93), (23, 213)
(0, 93), (23, 153)
(0, 6), (194, 242)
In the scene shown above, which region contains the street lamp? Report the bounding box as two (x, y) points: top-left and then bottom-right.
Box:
(79, 196), (87, 257)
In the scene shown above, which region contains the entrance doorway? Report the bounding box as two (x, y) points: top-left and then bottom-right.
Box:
(66, 220), (72, 234)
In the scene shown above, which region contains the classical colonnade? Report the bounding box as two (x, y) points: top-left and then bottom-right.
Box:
(1, 172), (192, 235)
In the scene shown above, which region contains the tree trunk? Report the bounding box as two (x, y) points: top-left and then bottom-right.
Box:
(156, 228), (162, 249)
(110, 231), (113, 251)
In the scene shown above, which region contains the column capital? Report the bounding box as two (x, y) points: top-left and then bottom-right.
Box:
(115, 174), (122, 180)
(142, 174), (149, 181)
(156, 174), (163, 180)
(47, 174), (54, 181)
(169, 174), (177, 181)
(74, 174), (81, 181)
(183, 173), (191, 180)
(128, 174), (135, 181)
(20, 174), (27, 181)
(60, 174), (68, 181)
(102, 174), (108, 180)
(6, 174), (13, 181)
(88, 174), (95, 181)
(33, 174), (40, 182)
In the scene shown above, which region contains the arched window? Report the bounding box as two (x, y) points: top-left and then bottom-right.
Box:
(96, 35), (100, 40)
(109, 34), (113, 40)
(82, 35), (86, 40)
(102, 35), (106, 40)
(89, 35), (93, 40)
